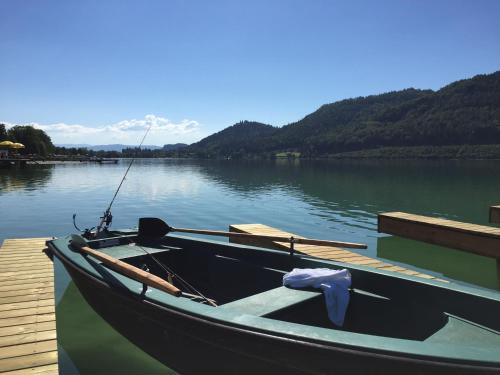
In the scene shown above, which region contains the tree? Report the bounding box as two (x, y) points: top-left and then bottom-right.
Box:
(7, 125), (55, 156)
(0, 123), (6, 141)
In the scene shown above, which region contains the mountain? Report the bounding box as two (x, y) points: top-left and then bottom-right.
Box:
(56, 144), (163, 152)
(179, 71), (500, 158)
(273, 88), (432, 152)
(187, 121), (278, 157)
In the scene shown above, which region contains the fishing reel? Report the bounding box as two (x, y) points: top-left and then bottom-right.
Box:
(93, 210), (114, 238)
(100, 210), (113, 228)
(72, 210), (113, 239)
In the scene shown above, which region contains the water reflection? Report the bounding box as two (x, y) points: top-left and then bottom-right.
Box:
(0, 165), (54, 193)
(377, 236), (499, 290)
(193, 159), (500, 225)
(193, 159), (303, 195)
(187, 159), (500, 258)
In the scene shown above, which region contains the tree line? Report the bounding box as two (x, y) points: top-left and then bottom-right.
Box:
(0, 124), (173, 158)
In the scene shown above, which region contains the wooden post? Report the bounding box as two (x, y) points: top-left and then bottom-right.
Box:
(497, 259), (500, 290)
(489, 206), (500, 224)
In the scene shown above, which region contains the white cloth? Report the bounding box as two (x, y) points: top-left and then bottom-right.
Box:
(283, 268), (351, 326)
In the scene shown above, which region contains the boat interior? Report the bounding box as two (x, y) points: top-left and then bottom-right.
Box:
(91, 234), (500, 345)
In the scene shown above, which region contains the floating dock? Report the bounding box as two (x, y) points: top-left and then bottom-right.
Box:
(0, 238), (58, 375)
(378, 211), (500, 259)
(229, 224), (442, 280)
(378, 211), (500, 288)
(0, 157), (118, 167)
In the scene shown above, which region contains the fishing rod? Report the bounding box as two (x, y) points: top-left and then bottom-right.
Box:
(95, 123), (154, 236)
(69, 124), (219, 305)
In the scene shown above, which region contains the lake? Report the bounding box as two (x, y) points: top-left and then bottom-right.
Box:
(1, 159), (500, 373)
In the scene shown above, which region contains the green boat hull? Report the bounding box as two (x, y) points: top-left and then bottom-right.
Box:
(47, 232), (500, 374)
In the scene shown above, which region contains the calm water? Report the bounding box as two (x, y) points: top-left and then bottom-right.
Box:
(1, 159), (500, 373)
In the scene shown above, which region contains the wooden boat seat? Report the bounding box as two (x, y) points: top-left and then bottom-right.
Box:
(220, 286), (322, 316)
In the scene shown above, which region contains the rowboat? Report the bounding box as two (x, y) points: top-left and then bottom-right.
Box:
(46, 218), (500, 374)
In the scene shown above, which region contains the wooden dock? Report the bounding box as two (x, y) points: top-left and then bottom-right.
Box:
(378, 211), (500, 289)
(229, 224), (442, 281)
(378, 211), (500, 260)
(0, 238), (58, 375)
(0, 157), (118, 167)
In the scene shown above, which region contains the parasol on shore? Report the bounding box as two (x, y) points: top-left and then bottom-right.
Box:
(0, 141), (14, 148)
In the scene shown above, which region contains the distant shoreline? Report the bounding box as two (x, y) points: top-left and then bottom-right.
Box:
(325, 144), (500, 160)
(160, 144), (500, 161)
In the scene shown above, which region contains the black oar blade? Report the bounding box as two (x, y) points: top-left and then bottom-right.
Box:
(138, 217), (172, 238)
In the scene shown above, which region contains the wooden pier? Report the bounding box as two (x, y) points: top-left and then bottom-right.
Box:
(0, 159), (29, 167)
(229, 224), (442, 281)
(378, 211), (500, 288)
(0, 238), (58, 375)
(0, 157), (118, 167)
(378, 212), (500, 259)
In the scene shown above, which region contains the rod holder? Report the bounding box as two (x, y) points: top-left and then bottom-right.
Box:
(289, 237), (295, 256)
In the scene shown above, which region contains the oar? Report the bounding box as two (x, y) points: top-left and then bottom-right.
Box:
(138, 218), (367, 250)
(70, 234), (182, 297)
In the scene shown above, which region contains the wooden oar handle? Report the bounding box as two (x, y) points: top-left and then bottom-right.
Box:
(76, 244), (181, 297)
(171, 227), (367, 249)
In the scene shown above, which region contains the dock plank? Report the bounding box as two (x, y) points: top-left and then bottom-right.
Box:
(1, 364), (58, 375)
(0, 287), (55, 299)
(0, 278), (54, 288)
(0, 322), (55, 338)
(0, 293), (54, 305)
(0, 306), (54, 320)
(0, 331), (56, 349)
(0, 351), (58, 373)
(0, 340), (56, 360)
(0, 273), (56, 283)
(0, 282), (54, 293)
(0, 300), (54, 313)
(0, 313), (55, 329)
(0, 270), (53, 278)
(229, 224), (439, 281)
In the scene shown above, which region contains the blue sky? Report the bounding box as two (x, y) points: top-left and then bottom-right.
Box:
(1, 0), (499, 145)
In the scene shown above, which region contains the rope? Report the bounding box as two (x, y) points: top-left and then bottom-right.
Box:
(133, 242), (217, 307)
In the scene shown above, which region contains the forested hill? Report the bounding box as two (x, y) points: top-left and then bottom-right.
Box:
(183, 71), (500, 158)
(187, 121), (278, 158)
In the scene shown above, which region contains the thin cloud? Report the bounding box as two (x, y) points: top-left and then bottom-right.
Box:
(2, 115), (204, 145)
(109, 115), (199, 134)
